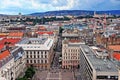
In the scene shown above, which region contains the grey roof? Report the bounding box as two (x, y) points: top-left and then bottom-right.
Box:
(10, 47), (24, 61)
(18, 38), (47, 44)
(68, 44), (81, 47)
(68, 42), (84, 47)
(81, 45), (118, 72)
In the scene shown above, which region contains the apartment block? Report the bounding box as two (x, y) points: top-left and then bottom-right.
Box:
(79, 45), (118, 80)
(16, 38), (54, 70)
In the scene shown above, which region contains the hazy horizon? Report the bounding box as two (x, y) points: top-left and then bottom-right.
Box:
(0, 0), (120, 15)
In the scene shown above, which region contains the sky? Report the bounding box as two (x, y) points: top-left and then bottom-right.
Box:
(0, 0), (120, 15)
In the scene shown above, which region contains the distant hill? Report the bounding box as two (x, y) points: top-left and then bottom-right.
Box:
(0, 14), (5, 16)
(0, 14), (8, 17)
(29, 10), (120, 16)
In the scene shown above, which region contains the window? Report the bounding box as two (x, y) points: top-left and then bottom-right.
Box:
(34, 51), (36, 54)
(38, 51), (39, 55)
(45, 51), (46, 55)
(30, 55), (32, 58)
(34, 60), (36, 63)
(41, 51), (43, 55)
(27, 60), (29, 63)
(26, 51), (28, 55)
(34, 55), (36, 58)
(41, 55), (43, 58)
(41, 60), (43, 63)
(38, 60), (40, 63)
(38, 55), (39, 58)
(45, 60), (47, 63)
(30, 60), (32, 63)
(45, 55), (47, 58)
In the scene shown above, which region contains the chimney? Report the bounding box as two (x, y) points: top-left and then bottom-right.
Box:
(4, 42), (11, 50)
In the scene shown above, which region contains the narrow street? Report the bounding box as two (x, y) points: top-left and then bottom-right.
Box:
(51, 36), (62, 69)
(33, 36), (75, 80)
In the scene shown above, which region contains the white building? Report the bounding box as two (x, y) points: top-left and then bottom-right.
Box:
(16, 38), (54, 70)
(79, 45), (118, 80)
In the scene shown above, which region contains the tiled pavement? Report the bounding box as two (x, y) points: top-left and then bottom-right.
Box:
(33, 69), (75, 80)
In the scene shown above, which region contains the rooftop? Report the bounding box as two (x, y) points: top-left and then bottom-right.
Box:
(81, 45), (118, 72)
(38, 26), (47, 31)
(37, 31), (54, 35)
(0, 45), (4, 50)
(69, 39), (81, 43)
(0, 38), (21, 46)
(113, 52), (120, 61)
(0, 50), (10, 60)
(18, 38), (47, 44)
(7, 32), (24, 38)
(0, 33), (8, 38)
(62, 29), (80, 37)
(0, 50), (13, 68)
(10, 47), (24, 61)
(16, 38), (54, 50)
(108, 45), (120, 51)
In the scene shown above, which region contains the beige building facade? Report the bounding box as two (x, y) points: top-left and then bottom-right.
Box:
(62, 39), (85, 69)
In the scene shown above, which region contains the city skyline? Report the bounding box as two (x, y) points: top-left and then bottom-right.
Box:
(0, 0), (120, 15)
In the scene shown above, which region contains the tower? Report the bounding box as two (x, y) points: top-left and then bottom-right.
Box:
(103, 14), (107, 30)
(18, 12), (22, 19)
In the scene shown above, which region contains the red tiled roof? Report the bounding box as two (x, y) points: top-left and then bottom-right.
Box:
(113, 52), (120, 60)
(37, 31), (54, 35)
(0, 50), (10, 60)
(0, 35), (7, 38)
(38, 26), (47, 31)
(8, 32), (24, 38)
(0, 38), (21, 46)
(108, 45), (120, 51)
(0, 45), (4, 50)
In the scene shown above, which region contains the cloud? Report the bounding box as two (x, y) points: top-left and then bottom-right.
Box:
(0, 0), (119, 14)
(52, 0), (79, 10)
(0, 0), (22, 8)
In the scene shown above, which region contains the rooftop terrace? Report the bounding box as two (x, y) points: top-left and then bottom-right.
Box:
(81, 45), (118, 72)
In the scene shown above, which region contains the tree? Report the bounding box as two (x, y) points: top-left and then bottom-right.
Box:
(25, 66), (35, 78)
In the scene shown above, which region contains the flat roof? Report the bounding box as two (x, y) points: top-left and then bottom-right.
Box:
(18, 38), (47, 44)
(81, 45), (118, 73)
(16, 38), (54, 50)
(68, 43), (85, 47)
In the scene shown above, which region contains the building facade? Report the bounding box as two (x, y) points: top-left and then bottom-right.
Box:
(0, 50), (14, 80)
(62, 39), (85, 69)
(16, 38), (54, 70)
(79, 45), (118, 80)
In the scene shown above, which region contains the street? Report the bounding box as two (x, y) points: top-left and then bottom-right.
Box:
(32, 36), (75, 80)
